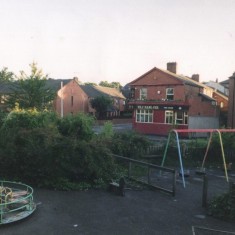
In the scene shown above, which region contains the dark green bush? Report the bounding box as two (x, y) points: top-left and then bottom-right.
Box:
(57, 113), (94, 141)
(0, 110), (117, 190)
(110, 131), (150, 159)
(209, 192), (235, 221)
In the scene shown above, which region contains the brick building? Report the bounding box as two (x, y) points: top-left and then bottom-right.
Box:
(128, 62), (227, 136)
(55, 78), (126, 117)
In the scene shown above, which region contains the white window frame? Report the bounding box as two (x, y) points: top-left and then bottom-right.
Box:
(165, 111), (174, 124)
(140, 88), (147, 100)
(165, 111), (188, 125)
(136, 109), (153, 123)
(166, 88), (174, 100)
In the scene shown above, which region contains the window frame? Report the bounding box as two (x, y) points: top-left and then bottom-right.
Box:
(136, 109), (153, 123)
(166, 88), (174, 100)
(140, 88), (147, 100)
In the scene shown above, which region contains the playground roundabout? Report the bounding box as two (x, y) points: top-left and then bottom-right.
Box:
(0, 181), (36, 225)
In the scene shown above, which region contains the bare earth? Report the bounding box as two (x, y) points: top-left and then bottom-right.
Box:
(1, 169), (235, 235)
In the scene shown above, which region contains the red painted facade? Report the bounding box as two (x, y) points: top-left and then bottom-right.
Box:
(128, 63), (223, 136)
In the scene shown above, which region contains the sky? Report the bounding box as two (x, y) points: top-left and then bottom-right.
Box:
(0, 0), (235, 85)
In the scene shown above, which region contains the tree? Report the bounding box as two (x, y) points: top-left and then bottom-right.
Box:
(84, 82), (97, 86)
(0, 67), (14, 84)
(6, 63), (56, 111)
(90, 95), (113, 119)
(99, 81), (122, 90)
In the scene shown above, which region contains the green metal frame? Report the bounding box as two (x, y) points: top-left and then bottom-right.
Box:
(0, 181), (36, 224)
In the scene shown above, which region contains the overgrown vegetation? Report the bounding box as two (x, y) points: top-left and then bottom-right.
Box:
(209, 189), (235, 221)
(0, 109), (150, 190)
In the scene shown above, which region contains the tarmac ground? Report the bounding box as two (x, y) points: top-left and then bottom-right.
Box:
(1, 168), (235, 235)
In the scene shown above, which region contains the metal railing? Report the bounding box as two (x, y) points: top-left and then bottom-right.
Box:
(111, 154), (176, 196)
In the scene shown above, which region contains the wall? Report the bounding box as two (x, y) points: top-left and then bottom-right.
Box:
(188, 116), (219, 129)
(55, 80), (89, 117)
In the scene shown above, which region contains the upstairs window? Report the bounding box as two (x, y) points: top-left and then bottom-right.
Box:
(140, 88), (147, 100)
(130, 88), (135, 99)
(166, 88), (174, 100)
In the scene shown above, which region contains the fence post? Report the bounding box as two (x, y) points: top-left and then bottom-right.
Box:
(128, 161), (132, 178)
(172, 170), (176, 197)
(229, 181), (235, 218)
(202, 174), (208, 208)
(147, 166), (150, 184)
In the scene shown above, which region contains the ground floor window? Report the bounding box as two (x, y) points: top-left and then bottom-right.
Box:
(165, 111), (188, 124)
(136, 109), (153, 123)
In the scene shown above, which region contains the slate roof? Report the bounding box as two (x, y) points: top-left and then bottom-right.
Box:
(80, 85), (125, 99)
(0, 78), (72, 93)
(45, 78), (71, 91)
(129, 67), (205, 88)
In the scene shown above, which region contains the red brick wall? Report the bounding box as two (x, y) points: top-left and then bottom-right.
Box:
(55, 80), (89, 116)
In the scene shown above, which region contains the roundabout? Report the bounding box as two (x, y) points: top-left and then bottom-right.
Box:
(0, 181), (36, 224)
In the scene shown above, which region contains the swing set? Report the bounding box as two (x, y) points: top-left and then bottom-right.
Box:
(161, 129), (235, 188)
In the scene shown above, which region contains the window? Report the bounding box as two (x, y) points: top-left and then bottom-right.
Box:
(140, 88), (147, 100)
(175, 111), (183, 124)
(71, 96), (74, 106)
(166, 88), (174, 100)
(184, 112), (188, 124)
(136, 109), (153, 123)
(130, 88), (135, 99)
(165, 111), (174, 124)
(165, 111), (188, 124)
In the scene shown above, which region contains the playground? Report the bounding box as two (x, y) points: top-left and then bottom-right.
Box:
(1, 129), (235, 234)
(0, 172), (235, 235)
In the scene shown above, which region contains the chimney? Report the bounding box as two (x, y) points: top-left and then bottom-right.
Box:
(167, 62), (177, 74)
(191, 74), (199, 82)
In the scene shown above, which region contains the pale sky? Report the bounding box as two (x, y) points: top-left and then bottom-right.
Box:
(0, 0), (235, 85)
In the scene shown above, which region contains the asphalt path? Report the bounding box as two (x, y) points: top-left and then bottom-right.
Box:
(1, 170), (235, 235)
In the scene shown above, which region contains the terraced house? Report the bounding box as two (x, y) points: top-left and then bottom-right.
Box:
(128, 62), (228, 136)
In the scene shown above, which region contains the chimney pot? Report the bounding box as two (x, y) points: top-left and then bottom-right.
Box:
(167, 62), (177, 74)
(191, 74), (199, 82)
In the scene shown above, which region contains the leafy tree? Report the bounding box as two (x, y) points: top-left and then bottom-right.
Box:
(84, 82), (97, 86)
(0, 67), (14, 84)
(90, 95), (113, 119)
(99, 81), (122, 90)
(6, 63), (56, 111)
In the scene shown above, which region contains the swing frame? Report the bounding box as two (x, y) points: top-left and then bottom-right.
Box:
(161, 129), (235, 188)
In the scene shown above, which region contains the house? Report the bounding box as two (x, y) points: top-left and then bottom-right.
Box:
(55, 78), (126, 117)
(203, 79), (229, 96)
(128, 62), (228, 136)
(0, 78), (126, 118)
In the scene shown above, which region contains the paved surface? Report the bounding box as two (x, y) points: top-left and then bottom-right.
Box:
(1, 170), (235, 235)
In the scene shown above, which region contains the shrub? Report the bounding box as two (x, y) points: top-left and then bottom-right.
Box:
(110, 131), (150, 159)
(57, 113), (95, 141)
(209, 191), (235, 221)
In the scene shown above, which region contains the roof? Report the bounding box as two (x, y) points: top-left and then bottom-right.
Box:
(129, 67), (205, 88)
(199, 93), (216, 102)
(80, 85), (125, 99)
(80, 85), (108, 98)
(46, 78), (71, 91)
(0, 78), (72, 93)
